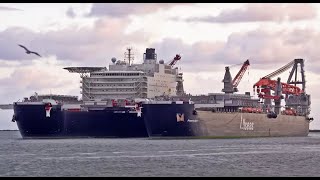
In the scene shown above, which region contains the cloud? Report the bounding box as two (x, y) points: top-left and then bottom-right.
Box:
(183, 3), (317, 23)
(0, 6), (22, 11)
(0, 18), (151, 65)
(87, 3), (187, 17)
(150, 38), (225, 72)
(0, 58), (80, 104)
(66, 7), (76, 18)
(212, 28), (319, 72)
(1, 22), (319, 75)
(150, 27), (320, 74)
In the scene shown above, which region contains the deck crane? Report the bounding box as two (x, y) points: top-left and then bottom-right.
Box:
(165, 54), (184, 96)
(252, 59), (308, 115)
(232, 59), (250, 92)
(222, 59), (250, 94)
(168, 54), (181, 67)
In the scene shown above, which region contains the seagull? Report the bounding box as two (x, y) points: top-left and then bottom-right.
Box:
(18, 44), (41, 57)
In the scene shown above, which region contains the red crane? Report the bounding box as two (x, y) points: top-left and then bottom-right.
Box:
(168, 54), (181, 67)
(254, 78), (303, 95)
(253, 60), (304, 101)
(232, 59), (250, 89)
(251, 59), (307, 116)
(253, 59), (305, 98)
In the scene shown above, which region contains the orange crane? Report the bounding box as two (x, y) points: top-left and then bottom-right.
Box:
(254, 78), (303, 96)
(252, 59), (306, 115)
(253, 59), (304, 100)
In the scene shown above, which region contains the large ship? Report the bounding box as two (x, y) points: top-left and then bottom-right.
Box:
(12, 48), (195, 138)
(12, 47), (314, 139)
(144, 59), (314, 138)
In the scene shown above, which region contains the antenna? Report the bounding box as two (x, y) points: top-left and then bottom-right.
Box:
(124, 47), (134, 65)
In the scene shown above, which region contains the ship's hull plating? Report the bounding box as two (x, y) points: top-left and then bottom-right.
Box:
(143, 103), (200, 137)
(13, 104), (147, 138)
(145, 110), (310, 138)
(13, 102), (194, 138)
(13, 103), (310, 138)
(196, 111), (309, 137)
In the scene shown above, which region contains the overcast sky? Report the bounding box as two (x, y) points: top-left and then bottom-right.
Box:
(1, 3), (320, 130)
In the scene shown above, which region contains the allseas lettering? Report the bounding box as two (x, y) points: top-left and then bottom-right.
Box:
(187, 119), (199, 123)
(240, 114), (254, 131)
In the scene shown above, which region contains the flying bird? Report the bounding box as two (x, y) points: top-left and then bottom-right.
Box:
(18, 44), (41, 57)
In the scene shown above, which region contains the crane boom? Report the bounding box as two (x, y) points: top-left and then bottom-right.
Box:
(222, 59), (250, 93)
(263, 60), (295, 79)
(168, 54), (181, 67)
(254, 59), (305, 95)
(251, 58), (309, 116)
(232, 59), (250, 88)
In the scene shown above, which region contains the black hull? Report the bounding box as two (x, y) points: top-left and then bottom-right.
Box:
(13, 104), (147, 138)
(13, 102), (196, 138)
(143, 103), (202, 137)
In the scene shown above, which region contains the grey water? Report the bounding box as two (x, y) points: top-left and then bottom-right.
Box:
(1, 131), (320, 177)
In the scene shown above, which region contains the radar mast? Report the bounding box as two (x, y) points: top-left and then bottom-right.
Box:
(124, 47), (134, 66)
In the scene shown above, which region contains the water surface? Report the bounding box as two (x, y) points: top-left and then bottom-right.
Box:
(1, 131), (320, 176)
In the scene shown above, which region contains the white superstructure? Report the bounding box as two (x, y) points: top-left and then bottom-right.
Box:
(78, 48), (182, 101)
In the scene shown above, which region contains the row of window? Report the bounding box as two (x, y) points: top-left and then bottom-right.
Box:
(90, 89), (136, 92)
(90, 84), (135, 87)
(85, 78), (141, 82)
(91, 73), (142, 76)
(154, 74), (173, 78)
(149, 84), (172, 88)
(88, 95), (133, 99)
